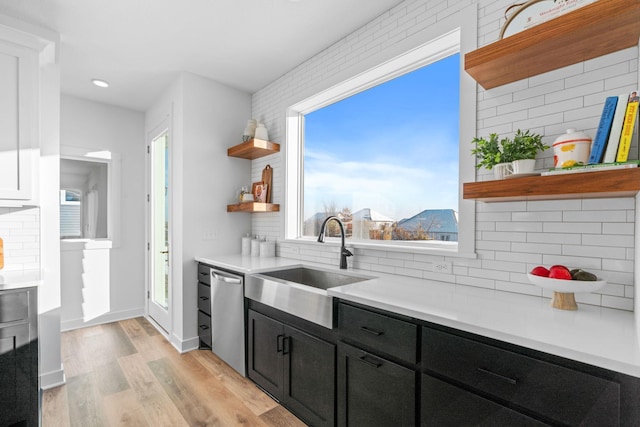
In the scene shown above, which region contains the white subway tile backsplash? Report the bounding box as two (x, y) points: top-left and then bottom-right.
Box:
(527, 232), (581, 245)
(252, 0), (638, 312)
(495, 222), (543, 232)
(511, 242), (562, 255)
(543, 222), (602, 234)
(562, 244), (626, 259)
(601, 295), (634, 311)
(0, 207), (40, 271)
(582, 234), (634, 248)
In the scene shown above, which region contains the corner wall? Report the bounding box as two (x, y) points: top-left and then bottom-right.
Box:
(59, 95), (146, 330)
(250, 0), (638, 311)
(146, 72), (252, 351)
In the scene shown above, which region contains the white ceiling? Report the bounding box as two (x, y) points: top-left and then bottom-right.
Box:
(0, 0), (403, 112)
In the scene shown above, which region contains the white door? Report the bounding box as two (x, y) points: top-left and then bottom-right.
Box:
(148, 128), (171, 332)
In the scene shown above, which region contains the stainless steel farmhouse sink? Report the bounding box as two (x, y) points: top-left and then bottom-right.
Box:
(245, 266), (374, 329)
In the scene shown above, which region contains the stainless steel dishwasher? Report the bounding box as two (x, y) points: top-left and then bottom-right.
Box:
(209, 267), (245, 376)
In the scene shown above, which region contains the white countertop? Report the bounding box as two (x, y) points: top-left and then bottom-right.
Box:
(196, 255), (640, 378)
(0, 269), (42, 291)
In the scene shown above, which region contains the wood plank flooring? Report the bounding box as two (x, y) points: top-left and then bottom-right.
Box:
(41, 317), (306, 427)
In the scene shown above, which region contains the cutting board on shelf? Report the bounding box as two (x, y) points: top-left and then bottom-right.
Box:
(261, 165), (273, 203)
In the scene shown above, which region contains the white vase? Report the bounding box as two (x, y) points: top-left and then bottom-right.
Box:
(243, 119), (257, 141)
(255, 123), (269, 141)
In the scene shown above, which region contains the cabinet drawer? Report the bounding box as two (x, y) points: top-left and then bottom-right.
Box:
(422, 328), (620, 426)
(422, 374), (546, 426)
(0, 291), (28, 324)
(197, 282), (211, 315)
(197, 263), (211, 285)
(198, 311), (212, 348)
(338, 303), (417, 363)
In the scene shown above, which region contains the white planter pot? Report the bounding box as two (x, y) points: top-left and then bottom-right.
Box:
(493, 162), (511, 179)
(510, 159), (536, 175)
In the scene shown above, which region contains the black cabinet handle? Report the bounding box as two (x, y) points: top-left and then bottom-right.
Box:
(477, 367), (518, 385)
(358, 355), (382, 368)
(199, 296), (209, 301)
(359, 326), (383, 336)
(199, 325), (209, 330)
(277, 334), (284, 352)
(283, 337), (291, 355)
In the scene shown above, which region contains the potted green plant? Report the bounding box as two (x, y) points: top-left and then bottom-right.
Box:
(470, 133), (511, 170)
(471, 129), (548, 178)
(503, 129), (548, 164)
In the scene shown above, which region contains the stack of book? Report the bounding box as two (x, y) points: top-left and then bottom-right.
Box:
(545, 91), (639, 176)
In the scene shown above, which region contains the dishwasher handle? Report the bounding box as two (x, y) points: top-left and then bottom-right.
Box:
(211, 271), (242, 284)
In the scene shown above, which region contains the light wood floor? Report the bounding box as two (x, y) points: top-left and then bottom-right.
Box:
(41, 317), (306, 427)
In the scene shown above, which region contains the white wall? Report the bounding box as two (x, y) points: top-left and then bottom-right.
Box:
(146, 72), (252, 350)
(251, 0), (638, 311)
(59, 95), (146, 330)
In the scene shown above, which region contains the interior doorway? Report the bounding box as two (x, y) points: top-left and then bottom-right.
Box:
(148, 126), (171, 332)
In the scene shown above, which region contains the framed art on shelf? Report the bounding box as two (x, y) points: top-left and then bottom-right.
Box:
(252, 182), (268, 203)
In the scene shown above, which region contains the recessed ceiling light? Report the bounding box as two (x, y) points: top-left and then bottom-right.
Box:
(92, 79), (110, 88)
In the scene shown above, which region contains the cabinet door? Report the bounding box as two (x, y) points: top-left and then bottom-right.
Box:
(247, 309), (284, 400)
(0, 323), (35, 426)
(284, 325), (335, 427)
(337, 341), (416, 427)
(0, 40), (37, 200)
(421, 374), (547, 426)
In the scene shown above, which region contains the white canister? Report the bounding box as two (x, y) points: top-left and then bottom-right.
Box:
(251, 238), (261, 257)
(241, 236), (252, 256)
(254, 123), (269, 141)
(260, 240), (276, 258)
(553, 129), (592, 168)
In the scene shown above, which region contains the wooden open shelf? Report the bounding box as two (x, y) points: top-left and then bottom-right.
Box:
(227, 202), (280, 213)
(465, 0), (640, 89)
(463, 168), (640, 202)
(227, 138), (280, 160)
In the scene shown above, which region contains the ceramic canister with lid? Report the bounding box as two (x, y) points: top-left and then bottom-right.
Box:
(552, 129), (592, 168)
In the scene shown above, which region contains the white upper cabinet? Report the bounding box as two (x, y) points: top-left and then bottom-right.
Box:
(0, 27), (39, 202)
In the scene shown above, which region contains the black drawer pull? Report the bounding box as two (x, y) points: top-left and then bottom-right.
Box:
(358, 355), (382, 368)
(277, 334), (284, 352)
(477, 367), (518, 385)
(359, 326), (383, 336)
(199, 272), (208, 276)
(199, 325), (209, 330)
(199, 296), (209, 301)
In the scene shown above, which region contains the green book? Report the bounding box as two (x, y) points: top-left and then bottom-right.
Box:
(541, 161), (640, 176)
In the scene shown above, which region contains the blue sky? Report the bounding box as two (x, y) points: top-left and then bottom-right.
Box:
(304, 53), (460, 222)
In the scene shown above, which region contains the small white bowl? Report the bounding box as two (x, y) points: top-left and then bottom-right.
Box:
(527, 273), (606, 293)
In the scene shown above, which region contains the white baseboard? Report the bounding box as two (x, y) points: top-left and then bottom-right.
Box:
(172, 334), (199, 354)
(40, 367), (65, 390)
(60, 307), (145, 331)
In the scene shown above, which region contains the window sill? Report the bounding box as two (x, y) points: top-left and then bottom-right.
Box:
(283, 238), (477, 259)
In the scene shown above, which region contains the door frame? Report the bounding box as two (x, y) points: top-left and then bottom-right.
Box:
(145, 116), (173, 334)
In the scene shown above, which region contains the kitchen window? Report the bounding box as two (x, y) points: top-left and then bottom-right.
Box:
(285, 10), (477, 256)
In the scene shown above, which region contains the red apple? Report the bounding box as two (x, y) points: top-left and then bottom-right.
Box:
(549, 265), (572, 280)
(530, 266), (550, 277)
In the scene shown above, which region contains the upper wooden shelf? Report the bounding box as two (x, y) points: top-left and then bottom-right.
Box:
(228, 138), (280, 160)
(463, 168), (640, 202)
(465, 0), (640, 89)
